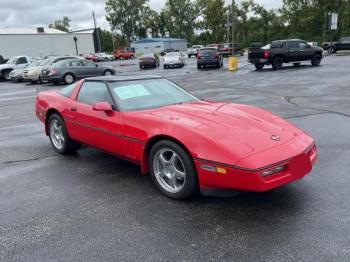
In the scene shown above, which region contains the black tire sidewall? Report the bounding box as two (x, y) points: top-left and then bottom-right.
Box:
(104, 70), (113, 76)
(312, 55), (321, 66)
(272, 57), (283, 70)
(149, 140), (198, 199)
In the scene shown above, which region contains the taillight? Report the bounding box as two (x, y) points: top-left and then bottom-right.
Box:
(264, 50), (270, 59)
(213, 54), (219, 59)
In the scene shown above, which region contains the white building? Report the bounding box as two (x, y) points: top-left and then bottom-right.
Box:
(0, 27), (96, 59)
(131, 38), (188, 55)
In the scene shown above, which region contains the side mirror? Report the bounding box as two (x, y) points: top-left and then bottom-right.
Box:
(92, 101), (113, 113)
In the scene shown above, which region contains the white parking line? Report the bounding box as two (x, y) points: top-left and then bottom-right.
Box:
(0, 90), (36, 97)
(0, 95), (36, 102)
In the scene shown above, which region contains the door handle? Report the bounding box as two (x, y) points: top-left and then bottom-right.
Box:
(70, 107), (77, 112)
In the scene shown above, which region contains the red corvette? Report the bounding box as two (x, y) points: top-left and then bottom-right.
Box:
(35, 75), (317, 199)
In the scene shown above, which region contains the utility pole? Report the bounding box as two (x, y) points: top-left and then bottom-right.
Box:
(92, 11), (102, 52)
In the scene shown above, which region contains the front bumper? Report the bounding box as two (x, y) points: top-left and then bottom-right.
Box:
(195, 144), (317, 192)
(23, 73), (40, 82)
(40, 74), (62, 82)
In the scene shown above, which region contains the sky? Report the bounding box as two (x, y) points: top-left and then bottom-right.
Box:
(0, 0), (282, 31)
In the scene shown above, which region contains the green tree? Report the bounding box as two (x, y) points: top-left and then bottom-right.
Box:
(162, 0), (207, 41)
(49, 16), (71, 32)
(105, 0), (149, 45)
(203, 0), (227, 43)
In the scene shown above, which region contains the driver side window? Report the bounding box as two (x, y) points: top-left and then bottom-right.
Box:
(77, 81), (114, 106)
(298, 42), (308, 48)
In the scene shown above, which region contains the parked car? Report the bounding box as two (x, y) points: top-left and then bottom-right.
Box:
(248, 39), (323, 70)
(187, 45), (204, 58)
(114, 49), (135, 60)
(206, 44), (223, 50)
(9, 60), (43, 82)
(0, 56), (31, 81)
(197, 48), (223, 69)
(81, 53), (100, 62)
(163, 52), (185, 69)
(220, 43), (244, 56)
(40, 59), (115, 84)
(35, 75), (317, 199)
(23, 56), (75, 83)
(327, 37), (350, 54)
(95, 52), (114, 61)
(139, 53), (160, 69)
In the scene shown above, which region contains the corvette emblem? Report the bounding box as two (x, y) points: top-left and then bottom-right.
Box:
(271, 135), (280, 141)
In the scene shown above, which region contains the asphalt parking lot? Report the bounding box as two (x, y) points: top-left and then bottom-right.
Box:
(1, 55), (350, 261)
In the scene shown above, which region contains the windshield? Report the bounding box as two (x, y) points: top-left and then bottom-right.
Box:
(109, 78), (199, 111)
(28, 60), (42, 67)
(39, 57), (55, 66)
(6, 57), (17, 64)
(262, 44), (271, 49)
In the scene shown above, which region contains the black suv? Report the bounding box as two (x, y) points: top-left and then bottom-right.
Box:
(248, 39), (323, 70)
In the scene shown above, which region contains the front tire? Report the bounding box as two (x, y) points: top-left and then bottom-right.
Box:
(2, 70), (11, 81)
(311, 54), (321, 66)
(48, 114), (80, 154)
(149, 140), (198, 199)
(63, 73), (75, 84)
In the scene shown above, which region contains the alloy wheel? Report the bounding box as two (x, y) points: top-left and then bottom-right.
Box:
(153, 148), (186, 193)
(50, 119), (65, 150)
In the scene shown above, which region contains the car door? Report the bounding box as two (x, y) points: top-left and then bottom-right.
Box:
(81, 60), (100, 77)
(67, 81), (125, 155)
(297, 41), (313, 60)
(286, 41), (300, 62)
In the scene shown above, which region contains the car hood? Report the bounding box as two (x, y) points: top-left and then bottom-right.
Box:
(0, 64), (14, 70)
(26, 66), (46, 72)
(130, 101), (303, 162)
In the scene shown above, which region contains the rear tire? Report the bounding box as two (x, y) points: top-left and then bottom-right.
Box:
(48, 114), (81, 154)
(272, 57), (283, 70)
(255, 63), (264, 70)
(149, 140), (198, 199)
(103, 70), (113, 76)
(311, 54), (322, 66)
(197, 64), (202, 69)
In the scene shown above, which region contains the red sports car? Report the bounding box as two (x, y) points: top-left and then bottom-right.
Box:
(35, 75), (317, 199)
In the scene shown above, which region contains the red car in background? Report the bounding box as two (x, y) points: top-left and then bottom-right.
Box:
(114, 49), (135, 60)
(35, 75), (317, 199)
(81, 53), (99, 62)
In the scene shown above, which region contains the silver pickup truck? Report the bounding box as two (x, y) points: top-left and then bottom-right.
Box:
(0, 56), (31, 81)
